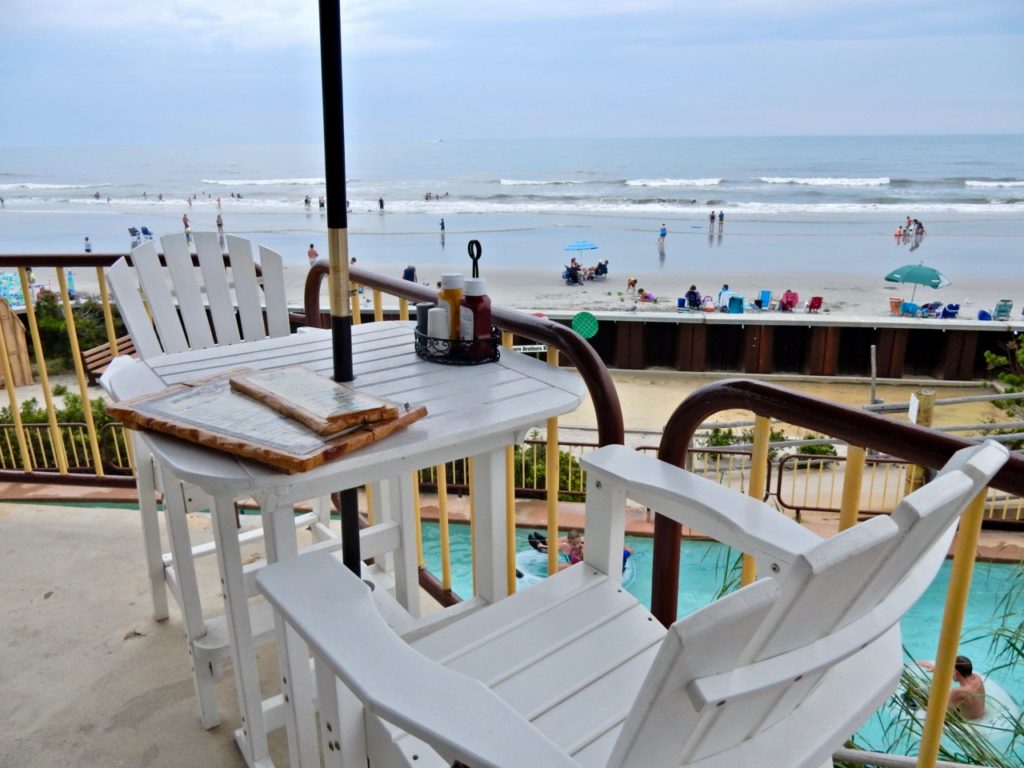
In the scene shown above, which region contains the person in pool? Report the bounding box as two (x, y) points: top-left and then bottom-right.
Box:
(918, 656), (986, 720)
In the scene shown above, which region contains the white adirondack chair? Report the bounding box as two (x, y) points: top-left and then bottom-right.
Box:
(102, 231), (328, 728)
(256, 439), (1007, 768)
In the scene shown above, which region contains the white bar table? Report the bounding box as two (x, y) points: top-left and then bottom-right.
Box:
(105, 321), (586, 768)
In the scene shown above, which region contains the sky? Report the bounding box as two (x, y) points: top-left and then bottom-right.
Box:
(1, 0), (1023, 147)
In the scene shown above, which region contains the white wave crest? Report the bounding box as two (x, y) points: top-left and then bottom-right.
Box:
(626, 178), (722, 187)
(758, 176), (890, 187)
(0, 182), (110, 190)
(199, 177), (325, 186)
(966, 179), (1024, 188)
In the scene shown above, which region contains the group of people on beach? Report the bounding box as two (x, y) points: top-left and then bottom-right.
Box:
(565, 257), (609, 285)
(894, 216), (926, 245)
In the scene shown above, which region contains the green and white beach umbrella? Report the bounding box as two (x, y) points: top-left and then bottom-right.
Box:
(884, 263), (951, 302)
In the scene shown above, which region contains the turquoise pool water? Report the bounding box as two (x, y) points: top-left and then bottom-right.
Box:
(420, 522), (1023, 760)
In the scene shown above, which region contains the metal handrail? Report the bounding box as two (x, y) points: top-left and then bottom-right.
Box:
(303, 262), (625, 447)
(651, 378), (1024, 626)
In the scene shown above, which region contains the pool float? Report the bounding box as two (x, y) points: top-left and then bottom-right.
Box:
(884, 667), (1022, 758)
(516, 538), (636, 589)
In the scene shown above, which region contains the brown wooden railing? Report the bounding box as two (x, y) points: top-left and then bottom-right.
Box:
(651, 378), (1024, 627)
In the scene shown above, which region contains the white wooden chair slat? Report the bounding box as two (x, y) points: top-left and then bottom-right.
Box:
(255, 440), (1010, 768)
(259, 244), (291, 338)
(226, 234), (268, 342)
(259, 552), (579, 768)
(132, 240), (190, 354)
(105, 257), (163, 359)
(194, 232), (241, 345)
(161, 232), (216, 349)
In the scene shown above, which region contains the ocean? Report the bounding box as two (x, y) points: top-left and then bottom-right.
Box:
(2, 135), (1023, 280)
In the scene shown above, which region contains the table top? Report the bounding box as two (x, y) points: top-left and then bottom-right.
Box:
(105, 322), (586, 497)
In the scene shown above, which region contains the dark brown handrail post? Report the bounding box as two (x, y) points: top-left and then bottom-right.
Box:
(650, 378), (1024, 627)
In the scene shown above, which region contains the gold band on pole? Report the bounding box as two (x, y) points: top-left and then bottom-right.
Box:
(327, 228), (350, 319)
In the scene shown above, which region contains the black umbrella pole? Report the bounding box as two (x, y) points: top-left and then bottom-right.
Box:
(319, 0), (359, 574)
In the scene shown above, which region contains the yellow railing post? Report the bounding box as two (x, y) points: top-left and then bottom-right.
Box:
(413, 470), (424, 568)
(56, 267), (104, 476)
(468, 455), (476, 594)
(96, 266), (119, 355)
(17, 267), (67, 473)
(398, 297), (410, 322)
(0, 319), (32, 471)
(916, 490), (987, 768)
(743, 415), (772, 585)
(502, 330), (517, 594)
(437, 463), (452, 592)
(546, 347), (561, 577)
(372, 288), (383, 322)
(350, 284), (361, 325)
(838, 445), (867, 531)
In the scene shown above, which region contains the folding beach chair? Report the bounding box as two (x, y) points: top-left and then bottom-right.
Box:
(779, 290), (799, 311)
(806, 296), (823, 313)
(941, 303), (960, 319)
(993, 299), (1013, 321)
(889, 297), (904, 315)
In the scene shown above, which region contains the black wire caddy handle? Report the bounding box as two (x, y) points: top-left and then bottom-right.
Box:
(468, 239), (482, 278)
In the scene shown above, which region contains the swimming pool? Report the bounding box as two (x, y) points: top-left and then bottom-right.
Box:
(419, 522), (1023, 761)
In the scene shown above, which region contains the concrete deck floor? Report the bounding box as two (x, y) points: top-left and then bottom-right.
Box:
(1, 491), (1021, 768)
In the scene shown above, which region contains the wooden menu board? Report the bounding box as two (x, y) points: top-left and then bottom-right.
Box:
(108, 371), (427, 474)
(228, 365), (399, 435)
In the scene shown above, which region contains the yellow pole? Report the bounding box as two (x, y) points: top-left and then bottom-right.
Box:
(546, 348), (561, 577)
(399, 297), (409, 322)
(468, 456), (476, 595)
(96, 266), (119, 355)
(56, 267), (104, 476)
(502, 331), (517, 594)
(743, 415), (772, 585)
(838, 445), (867, 532)
(365, 482), (375, 525)
(349, 282), (361, 325)
(437, 463), (452, 592)
(413, 470), (424, 569)
(916, 490), (987, 768)
(372, 288), (383, 322)
(904, 389), (935, 495)
(0, 316), (31, 471)
(17, 268), (67, 473)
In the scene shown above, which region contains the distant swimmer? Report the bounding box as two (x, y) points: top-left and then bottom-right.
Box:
(83, 236), (92, 253)
(307, 244), (319, 265)
(216, 213), (224, 233)
(709, 210), (716, 229)
(182, 213), (190, 230)
(718, 210), (724, 232)
(378, 197), (385, 211)
(440, 218), (445, 232)
(659, 223), (667, 242)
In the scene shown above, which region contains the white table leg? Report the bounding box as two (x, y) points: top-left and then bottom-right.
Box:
(208, 490), (270, 767)
(260, 494), (319, 768)
(382, 474), (420, 617)
(314, 651), (366, 767)
(163, 479), (220, 728)
(470, 448), (510, 604)
(131, 433), (169, 620)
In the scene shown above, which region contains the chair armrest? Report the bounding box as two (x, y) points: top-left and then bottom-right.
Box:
(257, 553), (577, 768)
(582, 446), (820, 572)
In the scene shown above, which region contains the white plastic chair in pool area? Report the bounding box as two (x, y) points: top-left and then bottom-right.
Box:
(103, 231), (334, 729)
(256, 439), (1007, 768)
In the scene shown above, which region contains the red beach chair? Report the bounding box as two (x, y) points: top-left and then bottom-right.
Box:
(779, 289), (799, 311)
(806, 296), (823, 313)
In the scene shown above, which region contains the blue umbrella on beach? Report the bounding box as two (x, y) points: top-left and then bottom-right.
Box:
(884, 262), (951, 302)
(564, 240), (599, 253)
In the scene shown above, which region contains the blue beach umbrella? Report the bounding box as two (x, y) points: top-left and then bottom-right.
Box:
(564, 240), (599, 253)
(884, 262), (951, 302)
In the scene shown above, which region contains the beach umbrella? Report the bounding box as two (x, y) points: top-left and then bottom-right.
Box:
(884, 263), (951, 302)
(564, 240), (599, 253)
(318, 0), (360, 573)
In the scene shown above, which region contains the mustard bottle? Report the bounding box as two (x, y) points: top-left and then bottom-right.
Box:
(439, 273), (464, 340)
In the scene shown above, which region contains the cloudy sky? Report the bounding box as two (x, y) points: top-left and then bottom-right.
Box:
(2, 0), (1022, 146)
